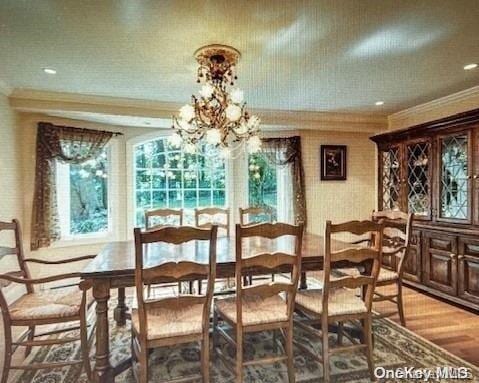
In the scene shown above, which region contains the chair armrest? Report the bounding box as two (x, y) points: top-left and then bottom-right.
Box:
(23, 254), (96, 265)
(0, 272), (82, 286)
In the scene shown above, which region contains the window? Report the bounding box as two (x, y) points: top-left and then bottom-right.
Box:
(134, 138), (226, 227)
(248, 153), (278, 221)
(248, 152), (294, 224)
(56, 148), (110, 238)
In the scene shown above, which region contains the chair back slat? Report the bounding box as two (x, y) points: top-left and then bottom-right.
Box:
(134, 225), (217, 343)
(330, 247), (380, 263)
(235, 222), (303, 325)
(239, 222), (299, 239)
(138, 225), (211, 244)
(328, 275), (375, 290)
(195, 207), (230, 234)
(239, 207), (272, 226)
(323, 219), (383, 314)
(143, 261), (209, 284)
(0, 271), (26, 288)
(145, 208), (183, 230)
(242, 252), (296, 270)
(242, 282), (293, 298)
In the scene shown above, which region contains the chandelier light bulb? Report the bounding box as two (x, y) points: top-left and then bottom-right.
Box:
(206, 128), (222, 145)
(248, 115), (260, 129)
(230, 88), (244, 104)
(179, 104), (195, 122)
(199, 84), (215, 99)
(225, 104), (242, 121)
(247, 135), (262, 153)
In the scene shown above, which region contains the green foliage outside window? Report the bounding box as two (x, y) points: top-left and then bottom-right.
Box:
(248, 154), (277, 221)
(69, 150), (109, 235)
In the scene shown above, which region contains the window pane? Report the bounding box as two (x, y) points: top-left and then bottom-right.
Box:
(152, 191), (167, 208)
(184, 190), (198, 208)
(199, 171), (212, 188)
(168, 191), (183, 208)
(168, 171), (182, 189)
(69, 150), (109, 235)
(136, 170), (151, 190)
(248, 154), (277, 211)
(152, 173), (166, 189)
(184, 171), (197, 188)
(199, 190), (212, 206)
(213, 190), (225, 206)
(136, 191), (151, 208)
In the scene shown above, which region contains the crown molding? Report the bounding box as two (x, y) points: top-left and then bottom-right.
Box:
(0, 80), (13, 96)
(9, 88), (388, 133)
(388, 86), (479, 131)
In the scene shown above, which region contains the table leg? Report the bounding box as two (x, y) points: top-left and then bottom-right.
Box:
(114, 287), (127, 326)
(93, 280), (114, 383)
(300, 272), (308, 289)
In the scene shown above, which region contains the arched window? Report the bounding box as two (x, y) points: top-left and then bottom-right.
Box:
(133, 137), (226, 226)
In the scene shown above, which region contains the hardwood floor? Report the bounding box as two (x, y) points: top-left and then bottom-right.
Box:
(374, 284), (479, 366)
(1, 285), (478, 380)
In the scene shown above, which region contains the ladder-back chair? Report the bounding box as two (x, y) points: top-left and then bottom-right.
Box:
(213, 222), (303, 383)
(294, 220), (383, 383)
(132, 225), (218, 383)
(0, 219), (95, 383)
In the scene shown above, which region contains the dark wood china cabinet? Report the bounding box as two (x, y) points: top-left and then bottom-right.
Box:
(371, 108), (479, 311)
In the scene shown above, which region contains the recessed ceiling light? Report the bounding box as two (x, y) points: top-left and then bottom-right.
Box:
(43, 67), (57, 74)
(375, 101), (384, 106)
(144, 121), (151, 125)
(464, 63), (478, 70)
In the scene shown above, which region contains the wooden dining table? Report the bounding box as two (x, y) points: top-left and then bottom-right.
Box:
(81, 232), (345, 383)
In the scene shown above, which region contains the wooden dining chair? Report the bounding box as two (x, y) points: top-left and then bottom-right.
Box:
(195, 207), (230, 236)
(294, 220), (383, 383)
(238, 206), (272, 226)
(145, 208), (183, 230)
(132, 225), (218, 383)
(213, 222), (303, 383)
(144, 208), (184, 296)
(371, 210), (413, 326)
(0, 219), (95, 383)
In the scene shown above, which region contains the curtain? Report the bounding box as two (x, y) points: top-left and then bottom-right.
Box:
(31, 122), (115, 250)
(260, 136), (307, 226)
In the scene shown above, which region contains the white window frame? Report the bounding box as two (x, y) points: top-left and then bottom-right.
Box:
(54, 142), (120, 247)
(130, 135), (231, 228)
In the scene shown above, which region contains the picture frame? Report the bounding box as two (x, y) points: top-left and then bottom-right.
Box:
(320, 145), (347, 181)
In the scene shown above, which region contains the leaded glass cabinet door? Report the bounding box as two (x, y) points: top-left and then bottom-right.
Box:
(437, 131), (472, 223)
(380, 146), (403, 211)
(406, 140), (431, 219)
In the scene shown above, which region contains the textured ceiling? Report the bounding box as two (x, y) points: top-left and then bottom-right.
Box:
(0, 0), (478, 114)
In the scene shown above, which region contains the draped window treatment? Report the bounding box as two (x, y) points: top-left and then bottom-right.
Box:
(31, 122), (116, 250)
(259, 136), (307, 226)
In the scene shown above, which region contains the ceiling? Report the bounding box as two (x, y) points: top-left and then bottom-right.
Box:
(1, 0), (478, 116)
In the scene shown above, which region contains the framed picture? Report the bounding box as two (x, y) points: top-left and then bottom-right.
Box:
(320, 145), (347, 180)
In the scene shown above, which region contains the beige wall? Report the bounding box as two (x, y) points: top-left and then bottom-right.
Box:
(301, 130), (377, 236)
(0, 94), (23, 223)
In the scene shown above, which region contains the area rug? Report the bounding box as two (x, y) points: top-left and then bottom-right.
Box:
(10, 304), (479, 383)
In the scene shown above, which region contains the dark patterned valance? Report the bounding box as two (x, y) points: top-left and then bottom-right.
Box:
(260, 136), (307, 227)
(31, 122), (116, 250)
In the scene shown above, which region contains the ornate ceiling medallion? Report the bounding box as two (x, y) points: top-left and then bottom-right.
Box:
(169, 44), (261, 158)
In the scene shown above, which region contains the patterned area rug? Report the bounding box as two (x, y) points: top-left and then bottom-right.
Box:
(11, 305), (479, 383)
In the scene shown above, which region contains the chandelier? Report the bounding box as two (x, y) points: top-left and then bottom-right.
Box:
(168, 44), (262, 158)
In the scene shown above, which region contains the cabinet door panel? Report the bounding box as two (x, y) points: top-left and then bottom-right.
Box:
(379, 146), (403, 211)
(437, 131), (472, 224)
(406, 141), (431, 219)
(422, 232), (457, 295)
(458, 237), (479, 304)
(402, 230), (421, 282)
